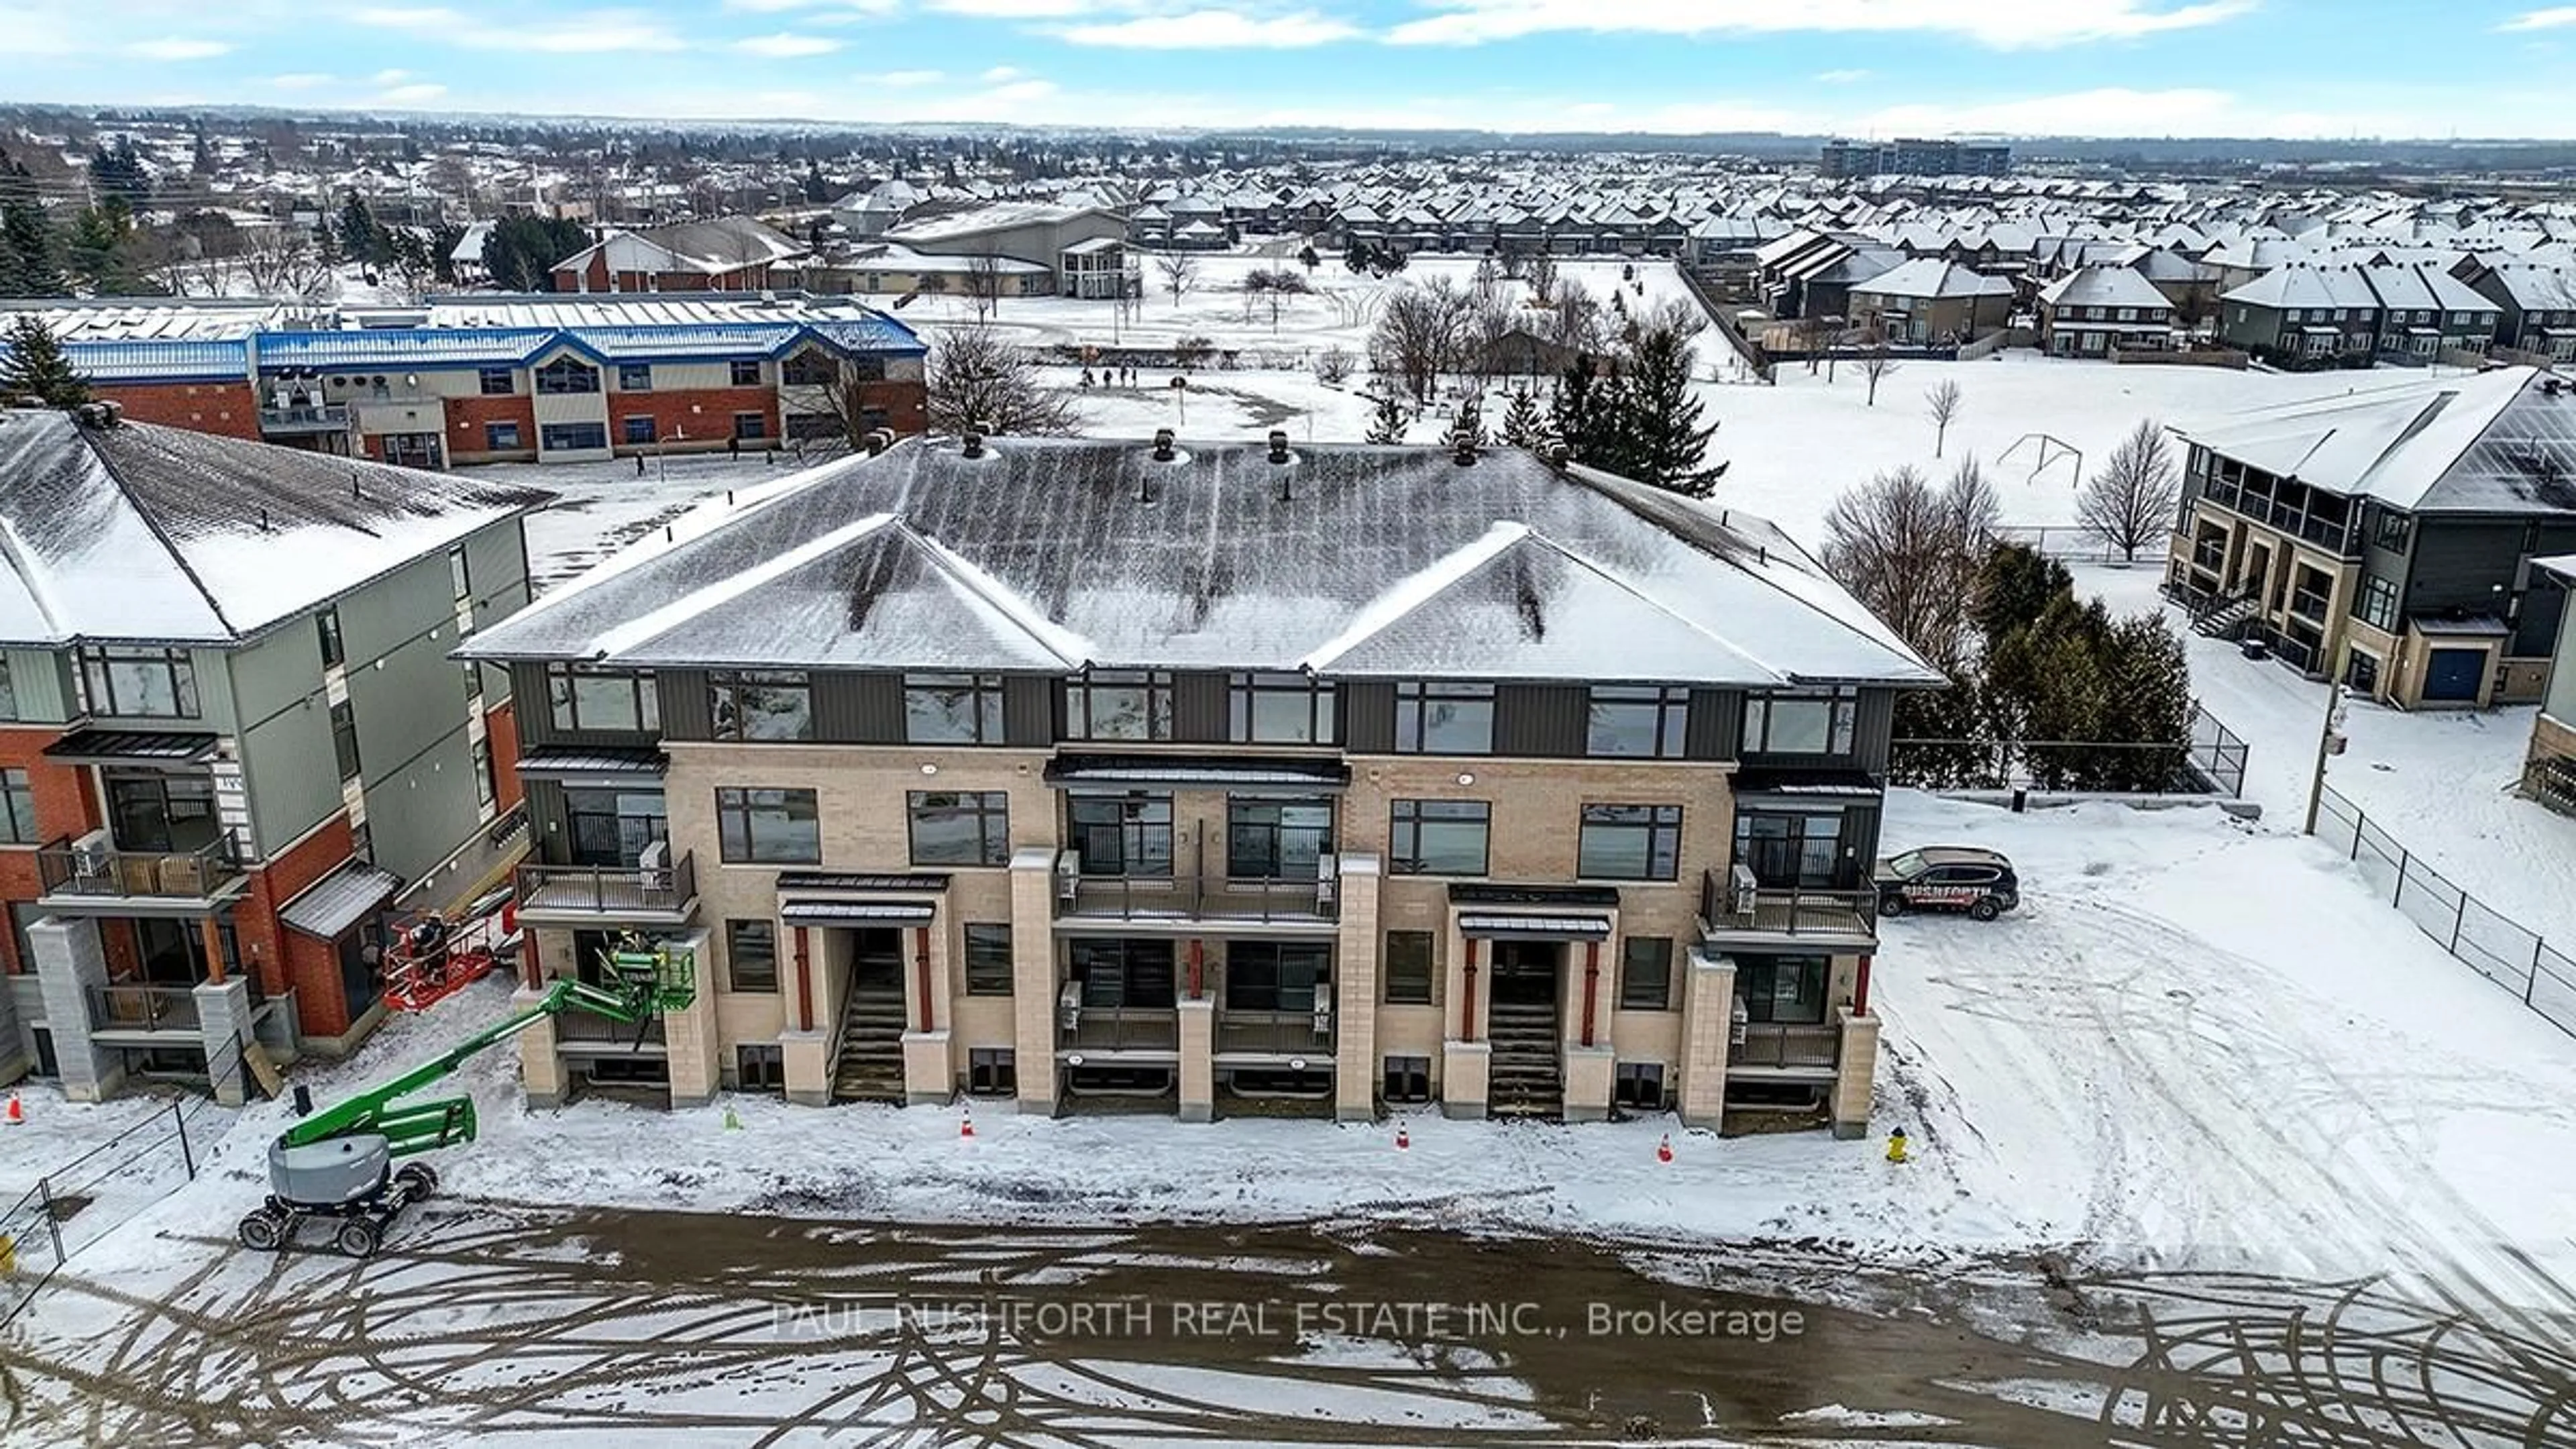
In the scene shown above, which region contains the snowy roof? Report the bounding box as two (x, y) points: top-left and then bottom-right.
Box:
(2220, 264), (2382, 311)
(2036, 266), (2172, 313)
(2175, 366), (2576, 515)
(1849, 258), (2013, 301)
(0, 409), (549, 646)
(463, 439), (1939, 689)
(885, 201), (1114, 246)
(56, 339), (250, 383)
(553, 217), (806, 277)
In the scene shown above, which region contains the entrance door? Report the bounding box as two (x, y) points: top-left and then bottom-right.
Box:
(850, 926), (904, 992)
(383, 433), (444, 469)
(2423, 647), (2486, 702)
(1488, 940), (1561, 1008)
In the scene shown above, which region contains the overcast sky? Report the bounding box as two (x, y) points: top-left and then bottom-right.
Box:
(7, 0), (2576, 139)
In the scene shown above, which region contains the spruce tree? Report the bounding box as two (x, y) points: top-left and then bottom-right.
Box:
(0, 315), (93, 406)
(2098, 614), (2194, 791)
(1442, 397), (1487, 450)
(1611, 320), (1718, 496)
(1, 201), (66, 297)
(1974, 543), (2075, 645)
(1499, 385), (1553, 451)
(1364, 390), (1409, 444)
(1550, 353), (1621, 468)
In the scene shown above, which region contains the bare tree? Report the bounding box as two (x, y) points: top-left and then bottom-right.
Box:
(1155, 252), (1199, 310)
(925, 323), (1081, 436)
(1367, 274), (1472, 404)
(1462, 286), (1517, 383)
(238, 226), (337, 302)
(1313, 345), (1354, 385)
(1820, 458), (2000, 669)
(1542, 276), (1603, 354)
(1860, 337), (1899, 405)
(965, 245), (1003, 323)
(1525, 251), (1558, 306)
(2079, 418), (2182, 563)
(1925, 378), (1965, 458)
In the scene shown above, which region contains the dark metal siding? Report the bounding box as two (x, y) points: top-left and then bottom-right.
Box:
(1852, 688), (1894, 774)
(1494, 684), (1586, 758)
(657, 670), (712, 741)
(814, 672), (903, 743)
(1173, 672), (1230, 744)
(523, 777), (572, 865)
(1685, 689), (1741, 761)
(1342, 682), (1395, 753)
(1838, 801), (1884, 885)
(1004, 676), (1056, 747)
(2404, 519), (2524, 616)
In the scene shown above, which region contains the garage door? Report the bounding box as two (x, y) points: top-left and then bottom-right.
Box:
(2423, 647), (2486, 702)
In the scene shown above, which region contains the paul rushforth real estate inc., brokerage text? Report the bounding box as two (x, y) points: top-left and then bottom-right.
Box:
(774, 1297), (1810, 1343)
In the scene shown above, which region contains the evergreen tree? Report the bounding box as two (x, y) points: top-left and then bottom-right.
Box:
(1364, 390), (1409, 444)
(2096, 614), (2194, 792)
(1974, 543), (2074, 645)
(1549, 353), (1623, 470)
(428, 221), (466, 286)
(1610, 319), (1718, 496)
(1891, 674), (2001, 790)
(1499, 385), (1553, 451)
(1442, 398), (1487, 451)
(0, 201), (67, 297)
(339, 191), (385, 267)
(66, 201), (144, 294)
(0, 315), (93, 406)
(89, 138), (151, 206)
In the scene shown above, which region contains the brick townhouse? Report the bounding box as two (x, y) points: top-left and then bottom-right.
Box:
(462, 431), (1939, 1134)
(0, 402), (547, 1104)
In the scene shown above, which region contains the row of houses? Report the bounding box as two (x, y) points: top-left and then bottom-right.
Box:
(0, 294), (929, 468)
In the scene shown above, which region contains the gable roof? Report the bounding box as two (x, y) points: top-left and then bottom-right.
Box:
(1849, 258), (2015, 301)
(464, 439), (1938, 688)
(2037, 266), (2171, 312)
(2175, 366), (2576, 514)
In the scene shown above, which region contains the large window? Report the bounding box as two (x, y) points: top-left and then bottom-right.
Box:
(2354, 574), (2401, 632)
(1743, 690), (1857, 756)
(729, 360), (762, 386)
(1576, 804), (1682, 881)
(1226, 798), (1332, 879)
(1230, 672), (1336, 745)
(315, 608), (344, 671)
(1072, 938), (1176, 1008)
(80, 647), (199, 719)
(1226, 941), (1330, 1012)
(1067, 792), (1172, 876)
(1587, 686), (1689, 759)
(903, 673), (1004, 745)
(1389, 799), (1490, 876)
(1394, 682), (1494, 754)
(330, 700), (362, 783)
(622, 415), (657, 445)
(477, 366), (515, 396)
(1737, 955), (1829, 1025)
(782, 352), (839, 386)
(1065, 669), (1173, 742)
(535, 356), (600, 394)
(726, 919), (778, 992)
(710, 671), (814, 742)
(0, 769), (35, 845)
(1619, 936), (1674, 1011)
(1384, 930), (1434, 1004)
(547, 665), (659, 733)
(964, 924), (1014, 995)
(908, 790), (1010, 867)
(617, 362), (653, 391)
(564, 788), (667, 867)
(107, 773), (220, 853)
(540, 421), (609, 452)
(1733, 806), (1846, 889)
(716, 787), (820, 864)
(484, 421), (522, 451)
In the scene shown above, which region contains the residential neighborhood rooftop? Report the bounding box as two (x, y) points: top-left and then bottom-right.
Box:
(2175, 365), (2576, 514)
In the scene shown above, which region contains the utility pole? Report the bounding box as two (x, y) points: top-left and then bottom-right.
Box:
(2302, 682), (2350, 835)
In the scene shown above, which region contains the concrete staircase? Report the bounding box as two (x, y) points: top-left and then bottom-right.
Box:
(1485, 1002), (1562, 1118)
(2192, 590), (2262, 640)
(832, 980), (909, 1102)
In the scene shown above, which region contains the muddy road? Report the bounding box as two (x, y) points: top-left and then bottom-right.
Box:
(5, 1199), (2573, 1447)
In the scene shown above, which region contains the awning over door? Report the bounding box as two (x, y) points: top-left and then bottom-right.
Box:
(1045, 754), (1351, 794)
(779, 900), (935, 928)
(43, 729), (221, 767)
(515, 745), (667, 784)
(1458, 912), (1613, 941)
(280, 861), (405, 940)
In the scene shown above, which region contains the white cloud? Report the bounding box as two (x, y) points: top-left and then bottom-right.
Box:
(127, 37), (233, 60)
(726, 0), (897, 9)
(861, 68), (946, 85)
(931, 0), (1093, 15)
(735, 32), (845, 55)
(1387, 0), (2252, 49)
(1816, 67), (1872, 83)
(981, 64), (1025, 80)
(379, 82), (449, 103)
(2502, 6), (2576, 29)
(1856, 85), (2237, 133)
(374, 68), (412, 83)
(352, 5), (686, 52)
(1058, 8), (1360, 47)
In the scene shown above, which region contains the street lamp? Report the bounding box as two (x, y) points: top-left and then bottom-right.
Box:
(2302, 682), (2351, 835)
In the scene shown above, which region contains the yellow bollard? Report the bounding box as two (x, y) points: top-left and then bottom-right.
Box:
(1885, 1127), (1909, 1164)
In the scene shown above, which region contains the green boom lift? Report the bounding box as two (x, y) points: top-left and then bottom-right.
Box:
(236, 937), (694, 1258)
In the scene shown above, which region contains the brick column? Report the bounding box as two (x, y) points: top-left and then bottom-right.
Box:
(660, 927), (720, 1108)
(514, 985), (569, 1108)
(1676, 949), (1737, 1130)
(1331, 853), (1381, 1122)
(1007, 847), (1059, 1114)
(193, 977), (254, 1107)
(29, 917), (121, 1104)
(1831, 1007), (1881, 1140)
(1177, 998), (1215, 1124)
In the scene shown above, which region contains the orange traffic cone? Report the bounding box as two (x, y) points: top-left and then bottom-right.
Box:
(1655, 1132), (1673, 1164)
(1395, 1123), (1410, 1150)
(3, 1093), (19, 1126)
(959, 1110), (976, 1140)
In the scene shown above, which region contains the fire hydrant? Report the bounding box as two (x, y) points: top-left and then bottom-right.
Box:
(1885, 1127), (1910, 1164)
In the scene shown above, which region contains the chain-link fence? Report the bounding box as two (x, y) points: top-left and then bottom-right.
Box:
(2311, 784), (2576, 1040)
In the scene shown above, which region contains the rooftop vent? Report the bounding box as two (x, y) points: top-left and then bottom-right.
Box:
(1267, 429), (1290, 464)
(1151, 427), (1176, 463)
(961, 429), (985, 460)
(70, 400), (123, 429)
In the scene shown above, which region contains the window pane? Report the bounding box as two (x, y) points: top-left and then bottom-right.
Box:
(1421, 693), (1493, 753)
(1619, 937), (1673, 1011)
(904, 675), (995, 744)
(1068, 793), (1171, 875)
(964, 924), (1014, 995)
(573, 673), (641, 731)
(909, 791), (1006, 867)
(727, 920), (778, 991)
(1385, 930), (1434, 1004)
(718, 788), (819, 864)
(1586, 690), (1664, 757)
(1764, 700), (1830, 753)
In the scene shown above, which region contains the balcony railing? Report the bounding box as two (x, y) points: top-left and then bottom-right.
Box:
(1731, 1022), (1841, 1071)
(1059, 871), (1336, 925)
(555, 1008), (667, 1046)
(1216, 1008), (1334, 1056)
(1699, 871), (1878, 940)
(89, 982), (201, 1034)
(258, 402), (351, 434)
(1060, 1006), (1180, 1053)
(38, 838), (244, 902)
(2290, 589), (2332, 625)
(515, 850), (697, 920)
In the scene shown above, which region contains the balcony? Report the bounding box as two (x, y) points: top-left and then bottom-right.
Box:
(554, 1006), (667, 1053)
(1059, 1006), (1179, 1054)
(2290, 588), (2332, 625)
(1699, 871), (1878, 947)
(87, 982), (201, 1037)
(37, 837), (248, 914)
(1055, 866), (1338, 934)
(1730, 1022), (1841, 1074)
(258, 402), (352, 435)
(1216, 1008), (1334, 1058)
(514, 850), (699, 928)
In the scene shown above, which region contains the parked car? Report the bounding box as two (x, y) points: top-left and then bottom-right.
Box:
(1874, 847), (2020, 922)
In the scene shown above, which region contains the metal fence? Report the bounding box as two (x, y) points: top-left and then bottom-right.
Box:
(1890, 702), (2249, 798)
(2310, 784), (2576, 1041)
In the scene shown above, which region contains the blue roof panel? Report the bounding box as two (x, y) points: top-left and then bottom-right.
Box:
(255, 329), (557, 370)
(56, 339), (248, 383)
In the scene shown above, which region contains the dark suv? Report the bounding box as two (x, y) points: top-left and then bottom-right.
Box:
(1874, 847), (2020, 922)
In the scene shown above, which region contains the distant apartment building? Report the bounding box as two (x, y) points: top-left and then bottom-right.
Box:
(461, 435), (1938, 1133)
(0, 404), (544, 1103)
(0, 294), (928, 467)
(549, 217), (808, 294)
(2165, 368), (2576, 709)
(1819, 139), (2010, 180)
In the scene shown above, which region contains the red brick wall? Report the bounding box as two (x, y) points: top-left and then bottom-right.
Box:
(444, 394), (540, 458)
(604, 387), (779, 449)
(486, 700), (524, 813)
(102, 382), (260, 439)
(0, 724), (105, 976)
(234, 814), (358, 1034)
(848, 379), (928, 435)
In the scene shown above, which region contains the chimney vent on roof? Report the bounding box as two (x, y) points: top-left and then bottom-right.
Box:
(1152, 427), (1176, 462)
(1267, 429), (1289, 464)
(961, 428), (985, 459)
